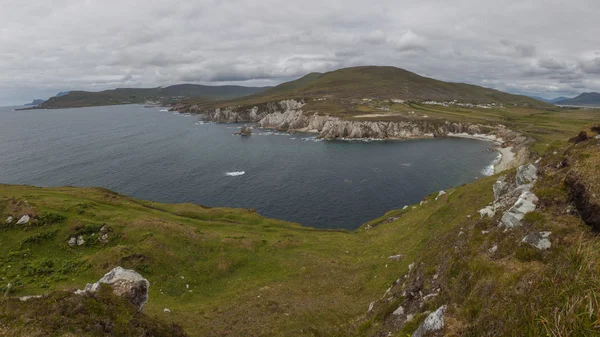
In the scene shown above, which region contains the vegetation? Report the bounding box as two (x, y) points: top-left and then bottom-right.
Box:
(2, 128), (599, 336)
(39, 84), (271, 109)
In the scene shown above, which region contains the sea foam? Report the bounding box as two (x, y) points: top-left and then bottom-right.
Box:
(224, 171), (245, 177)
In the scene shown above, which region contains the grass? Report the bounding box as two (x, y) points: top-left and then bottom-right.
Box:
(0, 175), (495, 336)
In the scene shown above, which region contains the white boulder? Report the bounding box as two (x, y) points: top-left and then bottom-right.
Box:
(76, 235), (85, 246)
(75, 267), (150, 311)
(393, 305), (405, 315)
(412, 305), (447, 337)
(479, 206), (496, 218)
(68, 237), (77, 247)
(16, 215), (30, 225)
(5, 216), (13, 224)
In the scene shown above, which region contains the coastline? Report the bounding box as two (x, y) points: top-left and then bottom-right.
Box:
(445, 132), (516, 174)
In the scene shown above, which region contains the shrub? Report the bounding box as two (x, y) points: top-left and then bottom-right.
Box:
(20, 229), (59, 247)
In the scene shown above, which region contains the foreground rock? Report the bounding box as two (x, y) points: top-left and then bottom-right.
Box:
(75, 267), (149, 311)
(522, 232), (552, 250)
(412, 305), (447, 337)
(16, 215), (30, 225)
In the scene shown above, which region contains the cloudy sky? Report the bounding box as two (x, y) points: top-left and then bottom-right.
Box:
(1, 0), (599, 105)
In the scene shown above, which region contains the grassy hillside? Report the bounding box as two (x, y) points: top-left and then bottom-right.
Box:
(39, 84), (271, 109)
(2, 125), (600, 336)
(187, 66), (548, 109)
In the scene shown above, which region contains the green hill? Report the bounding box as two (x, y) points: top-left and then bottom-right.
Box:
(202, 66), (547, 108)
(40, 84), (271, 109)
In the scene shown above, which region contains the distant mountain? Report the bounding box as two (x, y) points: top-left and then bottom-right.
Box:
(555, 92), (600, 106)
(529, 96), (571, 104)
(55, 91), (70, 97)
(24, 99), (46, 106)
(40, 85), (271, 109)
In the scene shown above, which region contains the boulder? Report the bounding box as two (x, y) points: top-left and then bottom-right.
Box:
(479, 206), (495, 218)
(5, 216), (13, 224)
(76, 235), (85, 246)
(412, 305), (447, 337)
(516, 164), (537, 186)
(16, 215), (30, 225)
(522, 232), (552, 250)
(393, 305), (405, 315)
(75, 267), (150, 311)
(493, 176), (511, 201)
(500, 191), (538, 228)
(68, 237), (77, 247)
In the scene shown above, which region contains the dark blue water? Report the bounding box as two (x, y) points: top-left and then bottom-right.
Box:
(0, 105), (497, 229)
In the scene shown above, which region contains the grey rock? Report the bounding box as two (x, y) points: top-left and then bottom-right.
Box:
(522, 232), (552, 250)
(435, 190), (446, 200)
(393, 305), (405, 315)
(368, 301), (375, 312)
(388, 254), (404, 261)
(412, 305), (447, 337)
(99, 233), (109, 243)
(16, 215), (30, 225)
(76, 235), (85, 246)
(595, 135), (600, 139)
(75, 267), (150, 311)
(479, 206), (495, 218)
(19, 295), (43, 301)
(68, 237), (77, 247)
(493, 176), (511, 201)
(488, 245), (498, 254)
(500, 191), (538, 228)
(5, 216), (13, 224)
(236, 125), (252, 136)
(516, 164), (538, 186)
(164, 308), (171, 313)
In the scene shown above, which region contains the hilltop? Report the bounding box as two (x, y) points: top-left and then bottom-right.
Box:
(1, 123), (600, 336)
(39, 84), (271, 109)
(185, 66), (548, 109)
(556, 92), (600, 106)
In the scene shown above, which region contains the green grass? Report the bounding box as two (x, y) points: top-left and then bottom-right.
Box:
(0, 177), (495, 336)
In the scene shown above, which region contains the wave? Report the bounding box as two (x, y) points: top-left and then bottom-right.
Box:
(224, 171), (245, 177)
(481, 152), (502, 176)
(159, 109), (169, 112)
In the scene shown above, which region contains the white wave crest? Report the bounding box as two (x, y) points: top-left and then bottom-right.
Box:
(481, 152), (502, 176)
(224, 171), (245, 177)
(159, 109), (169, 112)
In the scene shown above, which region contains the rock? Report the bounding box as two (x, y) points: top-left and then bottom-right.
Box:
(368, 301), (375, 312)
(393, 305), (405, 315)
(408, 262), (416, 271)
(488, 245), (498, 254)
(3, 283), (12, 297)
(235, 125), (252, 136)
(100, 225), (108, 233)
(412, 305), (447, 337)
(68, 237), (77, 247)
(19, 295), (43, 301)
(5, 216), (13, 224)
(482, 230), (490, 235)
(75, 267), (150, 311)
(479, 206), (495, 218)
(388, 254), (404, 261)
(493, 176), (511, 201)
(516, 164), (538, 187)
(164, 308), (171, 313)
(76, 235), (85, 246)
(99, 233), (109, 243)
(16, 215), (30, 225)
(406, 314), (415, 322)
(596, 135), (600, 139)
(422, 293), (438, 301)
(435, 190), (446, 200)
(500, 191), (539, 228)
(522, 232), (552, 250)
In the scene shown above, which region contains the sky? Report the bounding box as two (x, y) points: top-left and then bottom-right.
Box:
(1, 0), (599, 105)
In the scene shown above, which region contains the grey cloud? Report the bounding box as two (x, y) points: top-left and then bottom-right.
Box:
(0, 0), (599, 105)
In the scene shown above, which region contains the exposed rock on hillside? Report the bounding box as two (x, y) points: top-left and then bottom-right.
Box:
(75, 267), (149, 311)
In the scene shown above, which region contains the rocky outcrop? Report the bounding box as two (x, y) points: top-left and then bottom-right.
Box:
(235, 126), (252, 136)
(516, 164), (537, 186)
(500, 191), (539, 228)
(75, 267), (149, 311)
